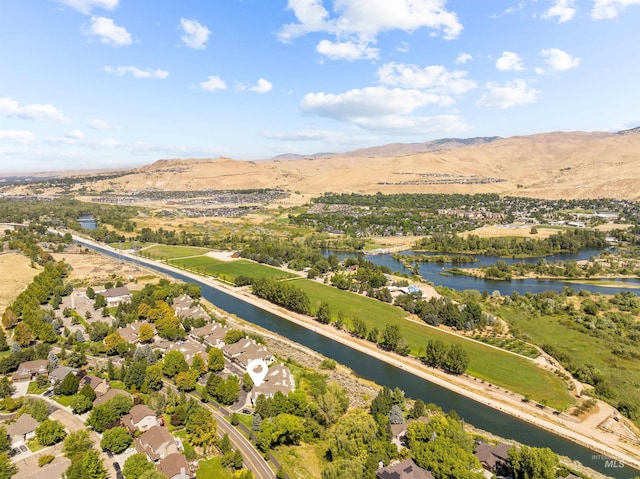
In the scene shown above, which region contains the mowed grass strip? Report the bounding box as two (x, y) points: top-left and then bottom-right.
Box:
(143, 244), (211, 259)
(170, 256), (296, 281)
(292, 278), (573, 410)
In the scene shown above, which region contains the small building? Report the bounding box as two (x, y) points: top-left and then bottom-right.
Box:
(474, 442), (512, 474)
(49, 366), (77, 386)
(376, 459), (434, 479)
(189, 322), (228, 348)
(11, 360), (49, 382)
(135, 425), (181, 462)
(93, 388), (132, 407)
(5, 413), (38, 448)
(224, 338), (273, 368)
(390, 416), (430, 451)
(121, 404), (159, 433)
(158, 453), (192, 479)
(249, 363), (295, 404)
(101, 286), (131, 305)
(80, 375), (108, 397)
(172, 294), (210, 321)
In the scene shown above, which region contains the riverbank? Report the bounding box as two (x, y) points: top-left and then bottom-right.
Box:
(65, 233), (640, 473)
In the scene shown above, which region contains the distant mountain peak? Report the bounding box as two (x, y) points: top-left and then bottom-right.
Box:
(617, 126), (640, 135)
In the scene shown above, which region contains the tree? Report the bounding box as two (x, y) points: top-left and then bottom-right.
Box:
(0, 329), (7, 352)
(316, 301), (332, 324)
(409, 399), (426, 419)
(0, 377), (13, 399)
(507, 446), (559, 479)
(14, 322), (33, 347)
(208, 347), (225, 372)
(81, 449), (107, 479)
(326, 408), (378, 460)
(63, 430), (93, 462)
(80, 383), (97, 402)
(94, 294), (107, 309)
(350, 317), (367, 339)
(175, 371), (196, 392)
(146, 364), (163, 391)
(138, 323), (155, 343)
(215, 375), (240, 405)
(163, 350), (188, 378)
(1, 308), (17, 329)
(125, 360), (148, 390)
(123, 453), (155, 479)
(58, 372), (80, 396)
(425, 339), (447, 368)
(412, 436), (482, 479)
(389, 404), (404, 425)
(36, 419), (67, 446)
(104, 333), (125, 356)
(242, 372), (254, 392)
(190, 353), (206, 378)
(70, 394), (93, 414)
(0, 453), (17, 479)
(27, 398), (49, 422)
(381, 324), (401, 352)
(100, 426), (132, 454)
(0, 426), (10, 453)
(443, 344), (469, 375)
(186, 407), (217, 453)
(138, 471), (168, 479)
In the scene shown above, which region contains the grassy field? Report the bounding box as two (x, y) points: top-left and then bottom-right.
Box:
(169, 256), (296, 282)
(273, 443), (325, 479)
(291, 279), (573, 410)
(502, 308), (640, 412)
(196, 457), (234, 479)
(143, 244), (211, 259)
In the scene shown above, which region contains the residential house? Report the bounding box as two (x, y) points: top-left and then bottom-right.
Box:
(99, 286), (131, 305)
(224, 338), (273, 369)
(80, 375), (108, 397)
(135, 425), (181, 461)
(121, 404), (158, 433)
(390, 417), (431, 451)
(474, 442), (512, 474)
(158, 453), (192, 479)
(49, 366), (77, 386)
(376, 459), (435, 479)
(118, 321), (147, 344)
(11, 360), (49, 382)
(249, 363), (295, 404)
(189, 322), (228, 348)
(5, 413), (38, 448)
(172, 294), (210, 321)
(155, 338), (207, 366)
(93, 388), (132, 407)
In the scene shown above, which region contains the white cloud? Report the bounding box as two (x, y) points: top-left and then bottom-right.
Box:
(354, 114), (470, 135)
(0, 97), (70, 123)
(377, 62), (476, 95)
(199, 76), (227, 91)
(66, 129), (85, 140)
(85, 16), (132, 47)
(542, 0), (577, 22)
(476, 79), (538, 109)
(496, 51), (524, 72)
(540, 48), (581, 71)
(54, 0), (118, 14)
(87, 118), (113, 129)
(397, 41), (409, 53)
(0, 130), (36, 145)
(279, 0), (463, 46)
(301, 86), (445, 121)
(249, 79), (273, 94)
(316, 39), (379, 60)
(104, 65), (169, 79)
(592, 0), (640, 19)
(455, 53), (472, 65)
(262, 129), (346, 141)
(180, 18), (211, 49)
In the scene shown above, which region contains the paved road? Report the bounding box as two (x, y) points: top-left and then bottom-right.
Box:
(163, 382), (275, 479)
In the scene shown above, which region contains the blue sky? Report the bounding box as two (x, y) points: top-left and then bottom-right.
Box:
(1, 0), (639, 174)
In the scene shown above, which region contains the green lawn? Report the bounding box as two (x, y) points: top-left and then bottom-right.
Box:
(169, 256), (296, 282)
(143, 245), (211, 259)
(27, 382), (49, 395)
(503, 309), (640, 412)
(196, 457), (234, 479)
(291, 278), (574, 410)
(53, 395), (74, 407)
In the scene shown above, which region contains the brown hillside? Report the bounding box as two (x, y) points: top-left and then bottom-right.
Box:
(5, 130), (640, 201)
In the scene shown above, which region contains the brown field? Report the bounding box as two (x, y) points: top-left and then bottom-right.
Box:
(51, 251), (158, 287)
(461, 225), (559, 239)
(0, 253), (40, 313)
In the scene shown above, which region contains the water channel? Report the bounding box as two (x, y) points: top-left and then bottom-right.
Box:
(327, 249), (640, 297)
(78, 240), (640, 478)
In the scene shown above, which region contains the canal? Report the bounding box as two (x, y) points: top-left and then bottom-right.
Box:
(82, 241), (638, 478)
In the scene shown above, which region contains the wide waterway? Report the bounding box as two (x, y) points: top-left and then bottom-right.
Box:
(329, 250), (640, 296)
(81, 240), (638, 478)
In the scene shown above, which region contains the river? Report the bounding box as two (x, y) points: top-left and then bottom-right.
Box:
(326, 250), (640, 296)
(75, 239), (640, 478)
